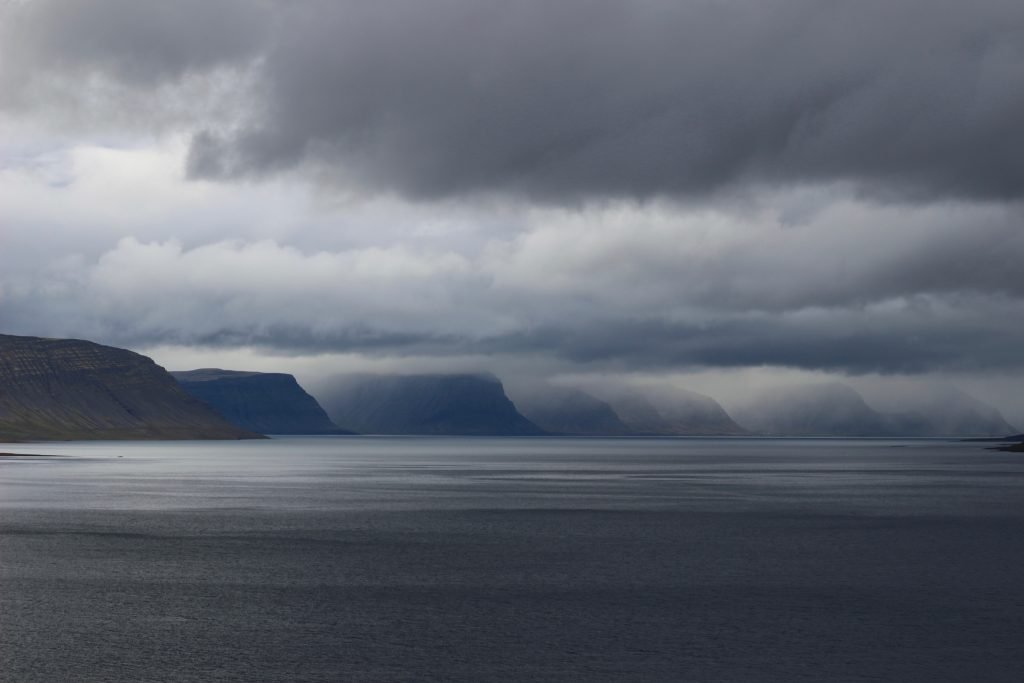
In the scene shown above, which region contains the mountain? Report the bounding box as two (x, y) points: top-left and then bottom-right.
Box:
(514, 387), (632, 436)
(173, 369), (349, 435)
(315, 373), (544, 435)
(887, 386), (1018, 437)
(650, 389), (749, 435)
(733, 383), (892, 436)
(734, 382), (1019, 437)
(0, 334), (260, 441)
(602, 388), (747, 436)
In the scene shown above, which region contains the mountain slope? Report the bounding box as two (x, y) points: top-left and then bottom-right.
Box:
(736, 382), (1019, 437)
(734, 383), (891, 436)
(0, 334), (259, 441)
(515, 387), (632, 436)
(316, 374), (544, 435)
(173, 369), (349, 435)
(603, 389), (747, 436)
(890, 386), (1018, 437)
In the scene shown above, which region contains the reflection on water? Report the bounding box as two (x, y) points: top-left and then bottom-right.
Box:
(2, 437), (1023, 681)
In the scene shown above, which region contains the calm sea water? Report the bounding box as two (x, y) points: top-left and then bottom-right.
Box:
(1, 437), (1022, 682)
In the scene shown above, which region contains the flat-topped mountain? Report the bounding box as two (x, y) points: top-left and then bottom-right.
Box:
(173, 369), (349, 435)
(0, 334), (259, 441)
(515, 387), (632, 436)
(315, 373), (544, 435)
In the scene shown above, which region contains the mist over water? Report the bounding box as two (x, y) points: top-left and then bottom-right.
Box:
(2, 437), (1023, 681)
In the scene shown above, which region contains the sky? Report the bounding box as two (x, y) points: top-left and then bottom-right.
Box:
(1, 0), (1023, 422)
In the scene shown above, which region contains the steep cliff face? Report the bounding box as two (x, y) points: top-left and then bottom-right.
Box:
(316, 374), (544, 435)
(604, 389), (747, 436)
(173, 369), (348, 435)
(515, 387), (632, 436)
(735, 382), (1019, 437)
(733, 383), (889, 436)
(879, 386), (1019, 437)
(512, 383), (746, 436)
(0, 334), (260, 441)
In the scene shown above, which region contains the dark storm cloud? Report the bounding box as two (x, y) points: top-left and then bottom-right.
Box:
(113, 307), (1024, 375)
(5, 243), (1022, 374)
(6, 0), (1024, 201)
(677, 209), (1024, 312)
(863, 219), (1024, 301)
(0, 0), (271, 113)
(181, 0), (1024, 201)
(473, 307), (1024, 375)
(5, 0), (269, 81)
(148, 326), (458, 357)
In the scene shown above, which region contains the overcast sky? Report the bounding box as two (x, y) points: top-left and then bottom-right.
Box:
(2, 0), (1022, 420)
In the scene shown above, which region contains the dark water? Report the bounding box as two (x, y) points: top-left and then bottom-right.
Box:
(1, 437), (1022, 682)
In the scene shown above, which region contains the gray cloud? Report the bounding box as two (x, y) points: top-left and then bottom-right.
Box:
(182, 0), (1024, 201)
(4, 1), (1024, 201)
(0, 1), (269, 137)
(1, 209), (1022, 376)
(0, 1), (269, 95)
(472, 303), (1024, 375)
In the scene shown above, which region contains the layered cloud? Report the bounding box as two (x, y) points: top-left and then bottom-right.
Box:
(2, 142), (1022, 377)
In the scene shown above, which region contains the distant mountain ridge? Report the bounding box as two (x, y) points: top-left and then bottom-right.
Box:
(734, 383), (890, 437)
(516, 387), (632, 435)
(173, 369), (348, 435)
(881, 385), (1019, 437)
(316, 373), (544, 435)
(2, 332), (1017, 441)
(604, 388), (748, 436)
(0, 334), (259, 441)
(512, 384), (747, 436)
(734, 382), (1018, 437)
